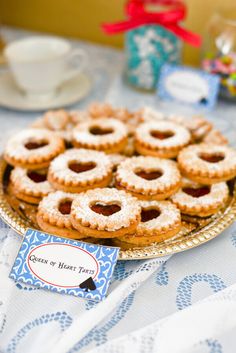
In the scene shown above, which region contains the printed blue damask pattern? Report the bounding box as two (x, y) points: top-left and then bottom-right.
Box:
(155, 262), (169, 286)
(230, 233), (236, 247)
(14, 281), (39, 291)
(112, 261), (136, 281)
(68, 291), (135, 352)
(176, 274), (226, 310)
(197, 339), (223, 353)
(0, 313), (6, 334)
(0, 219), (9, 246)
(85, 299), (98, 311)
(85, 260), (142, 310)
(113, 260), (169, 287)
(85, 259), (166, 311)
(10, 229), (119, 301)
(6, 311), (73, 353)
(0, 219), (9, 228)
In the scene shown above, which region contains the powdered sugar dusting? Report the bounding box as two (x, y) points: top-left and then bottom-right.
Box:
(10, 167), (54, 197)
(38, 191), (77, 228)
(171, 178), (229, 209)
(44, 110), (69, 131)
(108, 154), (127, 169)
(4, 129), (64, 161)
(137, 107), (165, 122)
(135, 121), (191, 148)
(71, 188), (140, 231)
(49, 148), (112, 184)
(73, 118), (128, 146)
(116, 156), (181, 195)
(137, 200), (181, 236)
(178, 144), (236, 176)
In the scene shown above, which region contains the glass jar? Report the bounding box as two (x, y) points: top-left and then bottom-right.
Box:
(202, 7), (236, 101)
(125, 24), (181, 91)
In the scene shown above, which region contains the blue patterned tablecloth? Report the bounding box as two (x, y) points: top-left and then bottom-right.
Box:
(0, 27), (236, 353)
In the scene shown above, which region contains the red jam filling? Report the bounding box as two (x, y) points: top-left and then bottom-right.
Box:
(27, 171), (47, 183)
(183, 186), (210, 198)
(199, 153), (225, 163)
(89, 126), (113, 135)
(25, 140), (48, 150)
(69, 162), (96, 173)
(58, 200), (72, 215)
(135, 169), (163, 180)
(150, 130), (174, 140)
(141, 208), (161, 222)
(90, 203), (121, 216)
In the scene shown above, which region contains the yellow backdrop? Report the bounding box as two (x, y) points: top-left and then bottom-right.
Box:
(1, 0), (236, 65)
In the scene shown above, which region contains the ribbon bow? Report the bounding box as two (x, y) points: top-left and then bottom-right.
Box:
(102, 0), (201, 47)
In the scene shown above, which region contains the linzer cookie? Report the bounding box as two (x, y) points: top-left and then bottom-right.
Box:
(115, 156), (181, 200)
(122, 136), (135, 156)
(48, 148), (113, 193)
(88, 102), (133, 124)
(108, 154), (127, 171)
(135, 121), (191, 158)
(178, 144), (236, 184)
(2, 104), (236, 247)
(113, 107), (133, 122)
(10, 167), (54, 204)
(115, 200), (181, 245)
(37, 191), (84, 238)
(43, 109), (73, 143)
(43, 109), (70, 131)
(4, 129), (65, 169)
(70, 110), (89, 125)
(134, 106), (165, 123)
(171, 178), (229, 217)
(169, 114), (213, 142)
(88, 102), (114, 118)
(113, 109), (138, 135)
(71, 188), (141, 238)
(72, 118), (128, 153)
(202, 129), (228, 145)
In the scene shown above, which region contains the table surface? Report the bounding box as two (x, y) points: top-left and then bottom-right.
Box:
(0, 27), (236, 353)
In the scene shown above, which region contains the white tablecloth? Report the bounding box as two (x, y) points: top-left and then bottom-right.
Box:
(0, 27), (236, 353)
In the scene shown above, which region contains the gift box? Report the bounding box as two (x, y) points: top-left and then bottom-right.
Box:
(102, 0), (201, 91)
(125, 24), (181, 90)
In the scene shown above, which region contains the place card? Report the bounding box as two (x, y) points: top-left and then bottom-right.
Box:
(10, 229), (120, 301)
(157, 64), (220, 109)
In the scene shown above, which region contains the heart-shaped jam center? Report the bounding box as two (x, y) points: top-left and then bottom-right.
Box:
(58, 200), (72, 215)
(199, 153), (225, 163)
(183, 186), (210, 198)
(25, 140), (48, 150)
(89, 126), (113, 135)
(69, 162), (96, 173)
(90, 203), (121, 216)
(135, 169), (163, 180)
(150, 130), (174, 140)
(141, 208), (161, 222)
(27, 171), (47, 183)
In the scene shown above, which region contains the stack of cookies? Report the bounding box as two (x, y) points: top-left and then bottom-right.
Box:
(4, 103), (236, 246)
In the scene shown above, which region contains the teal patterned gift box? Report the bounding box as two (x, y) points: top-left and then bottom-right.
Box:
(125, 25), (181, 90)
(102, 0), (201, 91)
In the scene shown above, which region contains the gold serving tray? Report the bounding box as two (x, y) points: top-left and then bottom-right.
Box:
(0, 157), (236, 260)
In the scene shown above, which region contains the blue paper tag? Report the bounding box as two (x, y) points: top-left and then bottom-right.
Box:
(158, 64), (220, 109)
(10, 229), (120, 301)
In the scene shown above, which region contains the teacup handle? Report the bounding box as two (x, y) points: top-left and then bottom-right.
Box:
(62, 48), (87, 82)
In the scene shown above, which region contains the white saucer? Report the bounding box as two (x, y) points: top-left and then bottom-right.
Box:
(0, 71), (91, 111)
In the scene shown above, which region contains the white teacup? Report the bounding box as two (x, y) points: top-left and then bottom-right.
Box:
(4, 36), (87, 101)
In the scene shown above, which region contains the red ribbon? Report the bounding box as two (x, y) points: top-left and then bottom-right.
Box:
(102, 0), (201, 47)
